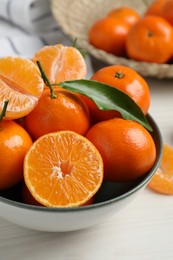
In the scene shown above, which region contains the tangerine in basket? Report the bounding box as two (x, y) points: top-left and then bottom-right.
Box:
(161, 0), (173, 26)
(88, 16), (130, 56)
(85, 118), (156, 182)
(24, 131), (103, 208)
(148, 144), (173, 195)
(0, 101), (33, 190)
(108, 6), (140, 26)
(126, 15), (173, 63)
(82, 65), (150, 123)
(0, 57), (44, 119)
(25, 87), (90, 140)
(144, 0), (165, 17)
(32, 44), (87, 84)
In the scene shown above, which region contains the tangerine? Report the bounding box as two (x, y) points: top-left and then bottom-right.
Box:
(0, 102), (33, 190)
(88, 16), (130, 56)
(148, 144), (173, 195)
(82, 65), (150, 123)
(32, 44), (87, 84)
(22, 181), (94, 206)
(24, 131), (103, 207)
(126, 15), (173, 63)
(25, 87), (90, 140)
(85, 118), (156, 182)
(108, 6), (140, 26)
(144, 0), (165, 17)
(0, 57), (44, 119)
(161, 0), (173, 26)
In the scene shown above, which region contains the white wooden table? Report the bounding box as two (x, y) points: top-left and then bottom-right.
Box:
(0, 67), (173, 260)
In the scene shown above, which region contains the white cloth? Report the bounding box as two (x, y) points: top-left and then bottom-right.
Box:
(0, 0), (67, 57)
(0, 0), (93, 76)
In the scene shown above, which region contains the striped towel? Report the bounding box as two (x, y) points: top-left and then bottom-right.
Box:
(0, 0), (93, 78)
(0, 0), (73, 58)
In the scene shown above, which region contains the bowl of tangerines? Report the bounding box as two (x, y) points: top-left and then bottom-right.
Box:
(51, 0), (173, 78)
(0, 44), (162, 232)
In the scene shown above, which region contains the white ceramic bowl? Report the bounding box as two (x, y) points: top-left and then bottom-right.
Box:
(0, 115), (162, 232)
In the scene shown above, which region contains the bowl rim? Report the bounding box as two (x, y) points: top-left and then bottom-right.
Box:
(0, 114), (163, 213)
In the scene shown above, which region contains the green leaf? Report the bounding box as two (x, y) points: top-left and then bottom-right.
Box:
(59, 79), (152, 131)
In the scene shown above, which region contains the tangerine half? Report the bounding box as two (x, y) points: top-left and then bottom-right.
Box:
(24, 131), (103, 207)
(0, 57), (44, 119)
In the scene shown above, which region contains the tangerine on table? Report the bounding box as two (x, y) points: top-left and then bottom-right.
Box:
(0, 57), (44, 119)
(25, 87), (90, 140)
(108, 6), (140, 26)
(126, 15), (173, 64)
(88, 16), (130, 56)
(82, 65), (150, 123)
(0, 118), (33, 190)
(148, 144), (173, 195)
(85, 118), (156, 182)
(24, 131), (103, 208)
(32, 44), (87, 85)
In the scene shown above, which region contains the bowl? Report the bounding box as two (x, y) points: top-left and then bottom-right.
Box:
(51, 0), (173, 79)
(0, 114), (162, 232)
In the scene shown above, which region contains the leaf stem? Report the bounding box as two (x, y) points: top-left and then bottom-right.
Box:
(0, 100), (9, 122)
(36, 61), (57, 99)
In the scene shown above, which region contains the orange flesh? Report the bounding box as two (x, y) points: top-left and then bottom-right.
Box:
(32, 44), (87, 84)
(24, 131), (103, 207)
(0, 57), (44, 119)
(148, 144), (173, 195)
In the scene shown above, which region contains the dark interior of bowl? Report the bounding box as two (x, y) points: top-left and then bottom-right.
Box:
(0, 114), (162, 206)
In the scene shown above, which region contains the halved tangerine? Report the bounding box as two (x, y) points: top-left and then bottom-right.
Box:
(24, 131), (103, 207)
(148, 144), (173, 195)
(0, 57), (44, 119)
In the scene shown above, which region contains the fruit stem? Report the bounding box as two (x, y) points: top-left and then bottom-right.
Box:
(0, 100), (9, 122)
(148, 31), (154, 37)
(72, 37), (87, 59)
(72, 37), (78, 48)
(115, 72), (124, 78)
(36, 61), (57, 99)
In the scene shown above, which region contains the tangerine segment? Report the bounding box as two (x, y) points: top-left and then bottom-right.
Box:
(24, 131), (103, 208)
(32, 44), (87, 84)
(148, 144), (173, 195)
(0, 57), (44, 119)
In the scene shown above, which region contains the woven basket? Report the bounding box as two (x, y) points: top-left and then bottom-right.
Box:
(51, 0), (173, 78)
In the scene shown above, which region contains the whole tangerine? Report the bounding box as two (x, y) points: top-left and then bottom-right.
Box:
(161, 0), (173, 26)
(144, 0), (165, 17)
(126, 15), (173, 63)
(82, 65), (150, 123)
(0, 116), (33, 190)
(108, 6), (140, 26)
(25, 87), (90, 140)
(88, 16), (130, 56)
(85, 118), (156, 182)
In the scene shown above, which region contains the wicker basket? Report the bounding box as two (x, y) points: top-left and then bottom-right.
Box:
(51, 0), (173, 78)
